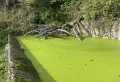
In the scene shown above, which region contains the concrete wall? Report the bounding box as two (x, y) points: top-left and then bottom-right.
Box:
(6, 35), (41, 82)
(82, 21), (120, 40)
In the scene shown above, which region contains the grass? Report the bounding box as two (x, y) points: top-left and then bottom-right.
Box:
(0, 28), (8, 82)
(17, 35), (120, 82)
(0, 53), (8, 82)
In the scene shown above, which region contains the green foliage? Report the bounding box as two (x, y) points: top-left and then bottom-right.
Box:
(10, 27), (24, 36)
(82, 0), (120, 20)
(0, 55), (6, 63)
(0, 54), (8, 81)
(1, 0), (120, 36)
(14, 78), (31, 82)
(31, 0), (72, 24)
(31, 0), (120, 24)
(0, 28), (9, 48)
(0, 29), (8, 81)
(0, 64), (3, 70)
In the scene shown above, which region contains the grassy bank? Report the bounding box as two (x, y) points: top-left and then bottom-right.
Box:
(17, 35), (120, 82)
(0, 29), (8, 82)
(0, 50), (8, 82)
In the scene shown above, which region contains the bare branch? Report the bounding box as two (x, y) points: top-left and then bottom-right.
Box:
(73, 29), (81, 41)
(57, 29), (75, 37)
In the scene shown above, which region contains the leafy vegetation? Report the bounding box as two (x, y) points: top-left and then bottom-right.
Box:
(0, 24), (9, 82)
(0, 0), (119, 36)
(14, 78), (31, 82)
(0, 53), (8, 82)
(0, 28), (9, 48)
(82, 0), (120, 21)
(31, 0), (120, 24)
(0, 0), (119, 29)
(0, 29), (8, 81)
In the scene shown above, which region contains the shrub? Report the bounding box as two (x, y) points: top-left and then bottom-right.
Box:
(82, 0), (120, 20)
(0, 29), (9, 48)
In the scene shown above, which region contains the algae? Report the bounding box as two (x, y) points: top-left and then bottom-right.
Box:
(17, 35), (120, 82)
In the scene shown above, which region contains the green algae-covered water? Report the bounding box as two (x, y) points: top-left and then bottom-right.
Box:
(17, 35), (120, 82)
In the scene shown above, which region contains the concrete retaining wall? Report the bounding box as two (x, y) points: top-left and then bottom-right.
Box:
(6, 35), (41, 82)
(6, 35), (15, 82)
(82, 21), (120, 40)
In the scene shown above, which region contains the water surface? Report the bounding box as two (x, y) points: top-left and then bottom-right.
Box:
(17, 35), (120, 82)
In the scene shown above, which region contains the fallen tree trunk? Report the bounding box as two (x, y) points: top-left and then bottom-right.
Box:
(24, 16), (89, 41)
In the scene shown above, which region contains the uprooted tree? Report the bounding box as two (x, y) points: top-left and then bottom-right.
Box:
(24, 16), (91, 41)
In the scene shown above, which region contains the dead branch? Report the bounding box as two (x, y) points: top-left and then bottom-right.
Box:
(24, 16), (90, 40)
(57, 29), (75, 36)
(73, 28), (81, 41)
